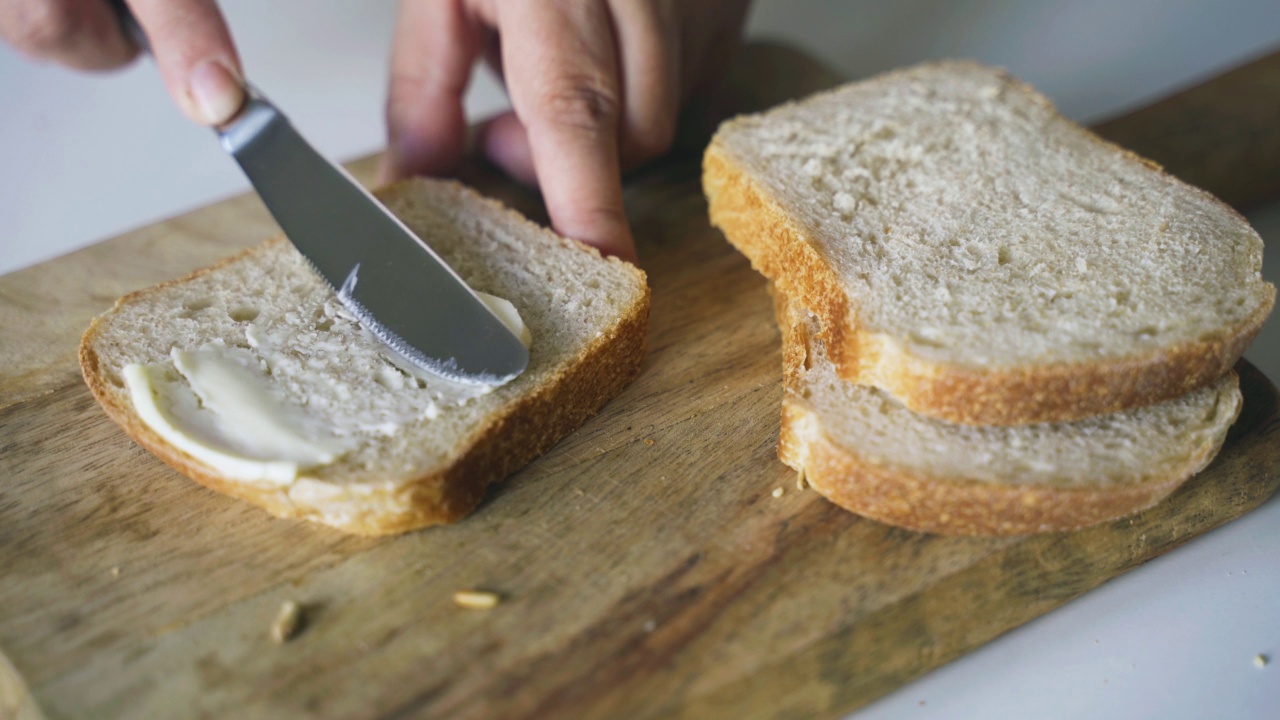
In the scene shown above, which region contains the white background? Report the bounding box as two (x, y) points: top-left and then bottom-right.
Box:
(2, 1), (1278, 718)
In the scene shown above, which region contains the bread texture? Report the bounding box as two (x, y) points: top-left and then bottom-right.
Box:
(705, 60), (1274, 425)
(80, 179), (650, 536)
(774, 291), (1241, 536)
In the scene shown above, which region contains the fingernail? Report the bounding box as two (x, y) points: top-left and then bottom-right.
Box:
(377, 153), (402, 185)
(382, 124), (410, 182)
(188, 59), (245, 126)
(386, 126), (430, 180)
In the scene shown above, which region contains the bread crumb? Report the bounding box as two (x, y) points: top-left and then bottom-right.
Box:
(1255, 654), (1269, 668)
(270, 600), (303, 644)
(644, 438), (655, 446)
(454, 590), (501, 609)
(110, 566), (121, 578)
(771, 487), (785, 498)
(643, 619), (657, 633)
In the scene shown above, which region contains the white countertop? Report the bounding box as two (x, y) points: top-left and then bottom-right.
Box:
(2, 1), (1277, 718)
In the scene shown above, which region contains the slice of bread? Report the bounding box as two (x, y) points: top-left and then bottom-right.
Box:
(705, 60), (1274, 425)
(80, 179), (649, 536)
(774, 291), (1241, 535)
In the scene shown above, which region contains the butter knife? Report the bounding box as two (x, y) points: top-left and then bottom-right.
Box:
(112, 3), (529, 385)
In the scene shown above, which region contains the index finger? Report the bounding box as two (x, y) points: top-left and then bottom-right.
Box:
(496, 0), (636, 261)
(381, 0), (481, 183)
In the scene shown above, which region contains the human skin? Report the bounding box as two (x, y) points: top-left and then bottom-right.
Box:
(1, 0), (752, 261)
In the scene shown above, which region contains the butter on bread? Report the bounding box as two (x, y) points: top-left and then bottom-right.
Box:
(80, 178), (650, 535)
(704, 60), (1274, 426)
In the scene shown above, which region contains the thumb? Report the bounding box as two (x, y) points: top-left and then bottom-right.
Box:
(128, 0), (244, 126)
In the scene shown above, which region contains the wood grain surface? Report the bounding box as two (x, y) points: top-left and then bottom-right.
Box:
(1093, 45), (1280, 212)
(2, 44), (1279, 720)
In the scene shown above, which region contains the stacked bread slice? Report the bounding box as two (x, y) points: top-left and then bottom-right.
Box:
(704, 61), (1275, 535)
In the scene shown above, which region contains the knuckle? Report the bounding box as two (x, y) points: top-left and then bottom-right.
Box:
(7, 1), (81, 55)
(577, 202), (627, 227)
(536, 76), (620, 133)
(388, 62), (461, 100)
(385, 72), (422, 111)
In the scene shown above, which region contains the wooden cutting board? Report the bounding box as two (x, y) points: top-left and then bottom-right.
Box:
(2, 44), (1278, 720)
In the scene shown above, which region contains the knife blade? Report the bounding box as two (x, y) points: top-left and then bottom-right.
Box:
(219, 95), (530, 384)
(111, 1), (529, 385)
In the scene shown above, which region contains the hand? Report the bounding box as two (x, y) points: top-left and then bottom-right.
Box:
(381, 0), (753, 261)
(0, 0), (245, 126)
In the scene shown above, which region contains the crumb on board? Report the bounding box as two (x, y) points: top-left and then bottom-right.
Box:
(454, 590), (501, 609)
(644, 438), (655, 446)
(1255, 654), (1270, 668)
(110, 566), (121, 578)
(771, 487), (785, 498)
(270, 600), (303, 644)
(643, 619), (657, 633)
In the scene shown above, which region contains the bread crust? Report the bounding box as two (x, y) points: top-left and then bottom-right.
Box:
(768, 284), (1239, 532)
(771, 290), (1240, 536)
(80, 179), (650, 536)
(702, 74), (1274, 427)
(778, 398), (1229, 536)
